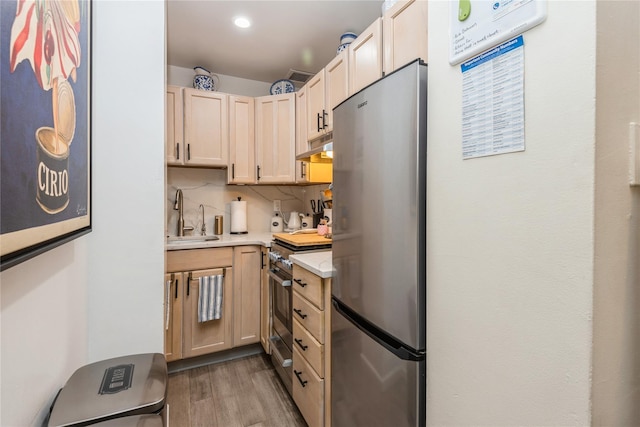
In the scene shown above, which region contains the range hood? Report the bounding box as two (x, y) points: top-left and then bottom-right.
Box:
(297, 134), (333, 161)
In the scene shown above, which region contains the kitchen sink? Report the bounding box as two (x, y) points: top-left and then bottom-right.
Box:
(166, 235), (220, 243)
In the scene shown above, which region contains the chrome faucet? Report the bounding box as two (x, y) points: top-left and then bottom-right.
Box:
(173, 189), (193, 236)
(199, 204), (206, 236)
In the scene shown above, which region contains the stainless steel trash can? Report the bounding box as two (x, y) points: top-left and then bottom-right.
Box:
(89, 414), (164, 427)
(48, 353), (167, 427)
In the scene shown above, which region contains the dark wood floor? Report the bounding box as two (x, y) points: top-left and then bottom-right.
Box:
(166, 353), (306, 427)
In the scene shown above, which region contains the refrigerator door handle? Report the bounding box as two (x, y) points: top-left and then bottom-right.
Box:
(332, 297), (425, 362)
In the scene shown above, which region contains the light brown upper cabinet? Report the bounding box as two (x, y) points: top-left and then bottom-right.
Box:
(166, 85), (183, 165)
(349, 17), (383, 95)
(295, 86), (310, 183)
(324, 50), (350, 132)
(255, 93), (296, 184)
(383, 0), (428, 73)
(306, 49), (350, 143)
(182, 88), (229, 167)
(228, 95), (256, 184)
(306, 69), (326, 142)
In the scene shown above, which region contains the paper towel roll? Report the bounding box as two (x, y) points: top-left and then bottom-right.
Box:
(230, 200), (248, 234)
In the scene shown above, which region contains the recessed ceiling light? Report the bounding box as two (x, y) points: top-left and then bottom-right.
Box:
(234, 17), (251, 28)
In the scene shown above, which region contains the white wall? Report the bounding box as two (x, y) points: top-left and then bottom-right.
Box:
(1, 244), (89, 425)
(168, 65), (272, 97)
(592, 1), (640, 425)
(427, 1), (596, 425)
(0, 1), (166, 425)
(87, 1), (165, 359)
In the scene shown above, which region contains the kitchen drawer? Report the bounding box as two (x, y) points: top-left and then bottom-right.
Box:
(292, 291), (324, 343)
(293, 317), (324, 377)
(293, 347), (324, 427)
(292, 265), (324, 309)
(166, 247), (233, 272)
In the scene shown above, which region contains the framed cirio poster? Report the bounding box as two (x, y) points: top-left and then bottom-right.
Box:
(1, 0), (92, 271)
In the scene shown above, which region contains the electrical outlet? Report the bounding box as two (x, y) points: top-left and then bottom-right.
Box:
(273, 200), (281, 212)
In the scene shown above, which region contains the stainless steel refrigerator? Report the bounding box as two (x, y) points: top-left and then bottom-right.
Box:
(331, 59), (427, 427)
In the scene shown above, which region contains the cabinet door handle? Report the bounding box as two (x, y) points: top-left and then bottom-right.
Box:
(293, 308), (307, 319)
(187, 143), (191, 160)
(176, 143), (180, 160)
(261, 252), (266, 269)
(293, 278), (307, 288)
(294, 370), (308, 387)
(301, 162), (306, 179)
(174, 279), (178, 299)
(232, 163), (235, 179)
(187, 272), (193, 296)
(294, 338), (308, 351)
(316, 112), (322, 132)
(322, 109), (328, 129)
(257, 165), (261, 181)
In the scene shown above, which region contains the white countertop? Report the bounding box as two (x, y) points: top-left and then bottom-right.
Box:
(289, 251), (333, 278)
(165, 232), (274, 251)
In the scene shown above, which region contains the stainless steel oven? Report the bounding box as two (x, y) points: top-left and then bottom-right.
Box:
(268, 239), (331, 396)
(268, 242), (295, 395)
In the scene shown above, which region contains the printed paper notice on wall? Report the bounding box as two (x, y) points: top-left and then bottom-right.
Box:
(450, 0), (546, 65)
(461, 36), (524, 160)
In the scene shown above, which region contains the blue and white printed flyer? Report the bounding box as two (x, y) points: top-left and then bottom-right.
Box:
(461, 35), (525, 160)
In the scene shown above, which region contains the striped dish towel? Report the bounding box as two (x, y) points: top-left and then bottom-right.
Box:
(198, 274), (224, 322)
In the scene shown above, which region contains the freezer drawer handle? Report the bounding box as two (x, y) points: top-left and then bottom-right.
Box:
(293, 278), (307, 288)
(293, 308), (307, 319)
(294, 338), (308, 351)
(294, 370), (308, 387)
(332, 297), (425, 362)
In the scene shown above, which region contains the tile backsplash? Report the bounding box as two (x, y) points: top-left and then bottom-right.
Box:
(167, 168), (327, 236)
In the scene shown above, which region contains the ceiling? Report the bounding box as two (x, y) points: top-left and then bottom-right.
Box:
(166, 0), (384, 85)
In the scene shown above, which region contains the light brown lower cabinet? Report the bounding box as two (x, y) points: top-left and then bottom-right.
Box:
(260, 246), (271, 354)
(164, 246), (261, 362)
(183, 267), (234, 358)
(164, 272), (183, 362)
(293, 346), (324, 427)
(232, 245), (261, 347)
(291, 264), (332, 427)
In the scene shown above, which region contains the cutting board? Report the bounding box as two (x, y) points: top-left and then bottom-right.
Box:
(272, 232), (331, 247)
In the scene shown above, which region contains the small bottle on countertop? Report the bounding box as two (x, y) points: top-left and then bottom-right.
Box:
(270, 212), (284, 233)
(214, 215), (223, 235)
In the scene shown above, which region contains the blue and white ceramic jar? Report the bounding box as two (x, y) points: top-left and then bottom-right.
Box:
(193, 66), (218, 91)
(340, 32), (357, 45)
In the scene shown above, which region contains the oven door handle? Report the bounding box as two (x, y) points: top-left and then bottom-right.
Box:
(269, 269), (292, 287)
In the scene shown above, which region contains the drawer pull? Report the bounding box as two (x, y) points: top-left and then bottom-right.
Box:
(294, 369), (308, 387)
(293, 308), (307, 319)
(293, 278), (307, 288)
(294, 338), (308, 351)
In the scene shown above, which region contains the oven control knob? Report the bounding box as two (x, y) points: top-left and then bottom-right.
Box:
(269, 252), (282, 262)
(282, 259), (293, 270)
